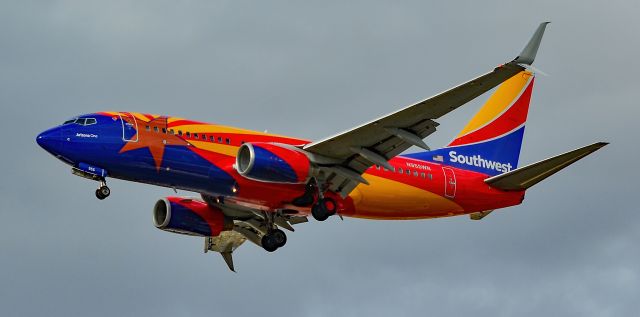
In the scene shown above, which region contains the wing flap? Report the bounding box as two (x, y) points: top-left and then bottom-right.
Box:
(484, 142), (608, 191)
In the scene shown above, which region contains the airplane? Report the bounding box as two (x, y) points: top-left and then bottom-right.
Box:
(36, 22), (607, 271)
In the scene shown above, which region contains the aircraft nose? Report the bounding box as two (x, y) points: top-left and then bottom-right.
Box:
(36, 126), (65, 154)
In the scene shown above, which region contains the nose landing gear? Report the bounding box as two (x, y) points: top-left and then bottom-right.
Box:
(71, 166), (112, 200)
(95, 180), (111, 200)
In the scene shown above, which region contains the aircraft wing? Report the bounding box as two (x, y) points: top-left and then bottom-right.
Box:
(303, 22), (549, 196)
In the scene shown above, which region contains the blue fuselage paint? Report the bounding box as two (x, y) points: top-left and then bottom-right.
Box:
(404, 126), (525, 176)
(36, 114), (236, 196)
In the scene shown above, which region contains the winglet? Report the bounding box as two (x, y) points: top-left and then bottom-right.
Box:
(513, 22), (550, 65)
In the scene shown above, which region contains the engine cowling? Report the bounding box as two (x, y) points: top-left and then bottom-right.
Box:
(153, 197), (226, 237)
(235, 142), (311, 184)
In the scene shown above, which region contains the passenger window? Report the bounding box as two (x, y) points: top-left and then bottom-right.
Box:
(194, 133), (199, 139)
(178, 130), (183, 136)
(153, 126), (159, 132)
(146, 125), (150, 131)
(398, 168), (403, 174)
(186, 132), (191, 138)
(169, 129), (175, 135)
(428, 173), (433, 180)
(209, 136), (214, 142)
(225, 138), (230, 144)
(413, 171), (418, 177)
(162, 128), (166, 134)
(201, 134), (206, 140)
(420, 172), (426, 178)
(217, 137), (222, 143)
(406, 169), (411, 175)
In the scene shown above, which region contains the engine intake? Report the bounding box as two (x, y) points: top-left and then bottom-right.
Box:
(153, 197), (226, 237)
(236, 142), (311, 184)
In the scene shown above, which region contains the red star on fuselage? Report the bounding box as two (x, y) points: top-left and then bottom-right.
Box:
(118, 116), (190, 171)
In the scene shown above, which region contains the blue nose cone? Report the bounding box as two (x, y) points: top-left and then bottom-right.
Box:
(36, 126), (65, 155)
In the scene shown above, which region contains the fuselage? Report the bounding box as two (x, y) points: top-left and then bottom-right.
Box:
(36, 112), (525, 219)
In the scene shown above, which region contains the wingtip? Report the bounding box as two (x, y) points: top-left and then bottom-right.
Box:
(583, 141), (609, 154)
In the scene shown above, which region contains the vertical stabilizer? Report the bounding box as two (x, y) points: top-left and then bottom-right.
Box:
(405, 71), (535, 176)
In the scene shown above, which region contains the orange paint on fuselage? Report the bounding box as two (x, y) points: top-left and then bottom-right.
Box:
(102, 111), (525, 219)
(342, 156), (524, 219)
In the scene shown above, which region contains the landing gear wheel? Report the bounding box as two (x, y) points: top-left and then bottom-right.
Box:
(261, 234), (279, 252)
(271, 229), (287, 248)
(99, 186), (110, 198)
(95, 189), (106, 200)
(95, 186), (110, 200)
(311, 198), (337, 221)
(261, 229), (288, 252)
(311, 204), (329, 221)
(321, 197), (337, 214)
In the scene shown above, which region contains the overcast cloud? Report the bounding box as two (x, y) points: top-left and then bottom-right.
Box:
(1, 1), (639, 316)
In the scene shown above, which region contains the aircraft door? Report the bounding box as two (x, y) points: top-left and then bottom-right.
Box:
(119, 112), (139, 142)
(442, 167), (456, 198)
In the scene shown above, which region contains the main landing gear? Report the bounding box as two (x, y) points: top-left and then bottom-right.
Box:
(261, 228), (287, 252)
(297, 178), (338, 222)
(95, 180), (111, 200)
(259, 212), (288, 252)
(311, 197), (337, 222)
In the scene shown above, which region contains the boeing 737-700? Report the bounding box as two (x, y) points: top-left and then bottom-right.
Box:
(36, 22), (607, 271)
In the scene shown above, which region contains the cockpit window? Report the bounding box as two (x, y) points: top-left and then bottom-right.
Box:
(65, 117), (97, 126)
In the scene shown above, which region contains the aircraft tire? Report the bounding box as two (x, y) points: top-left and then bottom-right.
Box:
(95, 189), (106, 200)
(271, 229), (287, 248)
(312, 198), (337, 221)
(99, 186), (110, 198)
(261, 234), (279, 252)
(311, 204), (330, 221)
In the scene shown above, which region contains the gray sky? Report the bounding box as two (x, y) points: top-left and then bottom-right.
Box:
(1, 1), (639, 316)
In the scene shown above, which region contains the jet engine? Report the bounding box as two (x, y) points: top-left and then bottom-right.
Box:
(153, 197), (228, 237)
(235, 142), (311, 184)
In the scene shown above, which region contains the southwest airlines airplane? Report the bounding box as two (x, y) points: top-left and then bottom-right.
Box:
(37, 23), (606, 271)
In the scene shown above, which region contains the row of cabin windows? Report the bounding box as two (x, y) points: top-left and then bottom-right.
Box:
(375, 164), (433, 180)
(144, 125), (234, 145)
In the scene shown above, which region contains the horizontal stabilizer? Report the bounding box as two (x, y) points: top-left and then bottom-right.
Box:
(485, 142), (608, 191)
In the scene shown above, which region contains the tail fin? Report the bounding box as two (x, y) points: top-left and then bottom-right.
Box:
(405, 70), (535, 176)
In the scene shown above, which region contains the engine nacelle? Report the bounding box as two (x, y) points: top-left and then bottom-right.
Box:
(235, 142), (311, 184)
(153, 197), (227, 237)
